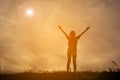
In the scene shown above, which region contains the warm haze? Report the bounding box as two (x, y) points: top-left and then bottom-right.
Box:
(0, 0), (120, 72)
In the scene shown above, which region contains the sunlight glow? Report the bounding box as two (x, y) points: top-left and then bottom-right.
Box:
(26, 8), (34, 17)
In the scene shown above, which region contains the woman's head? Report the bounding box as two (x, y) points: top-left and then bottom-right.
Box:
(70, 30), (75, 37)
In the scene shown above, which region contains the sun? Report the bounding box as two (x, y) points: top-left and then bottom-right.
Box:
(25, 8), (34, 17)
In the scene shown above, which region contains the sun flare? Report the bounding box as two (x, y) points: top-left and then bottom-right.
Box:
(26, 8), (34, 17)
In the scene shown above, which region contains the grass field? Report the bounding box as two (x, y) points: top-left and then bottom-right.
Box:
(0, 71), (120, 80)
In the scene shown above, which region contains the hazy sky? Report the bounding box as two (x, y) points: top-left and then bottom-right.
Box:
(0, 0), (120, 72)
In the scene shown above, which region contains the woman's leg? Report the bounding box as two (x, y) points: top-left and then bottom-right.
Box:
(67, 49), (71, 72)
(73, 52), (77, 72)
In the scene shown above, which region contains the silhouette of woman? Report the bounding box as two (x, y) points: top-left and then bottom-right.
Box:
(58, 25), (90, 72)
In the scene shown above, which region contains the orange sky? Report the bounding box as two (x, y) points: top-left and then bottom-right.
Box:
(0, 0), (120, 72)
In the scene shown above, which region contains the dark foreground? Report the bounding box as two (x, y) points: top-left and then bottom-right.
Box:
(0, 72), (120, 80)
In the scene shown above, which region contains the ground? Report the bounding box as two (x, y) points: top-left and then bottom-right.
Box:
(0, 71), (120, 80)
